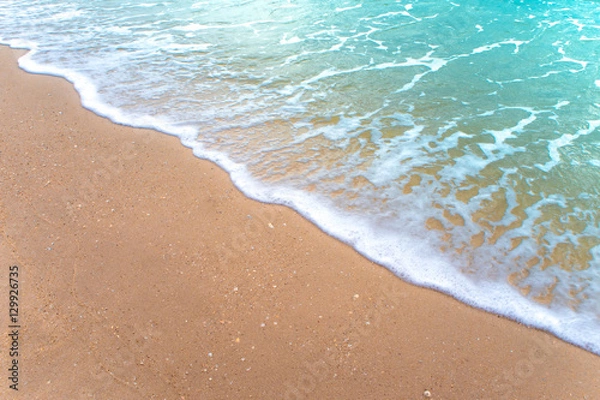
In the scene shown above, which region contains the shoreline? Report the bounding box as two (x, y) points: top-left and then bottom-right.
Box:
(1, 45), (599, 399)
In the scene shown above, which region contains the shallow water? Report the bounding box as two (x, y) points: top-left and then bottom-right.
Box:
(1, 0), (599, 354)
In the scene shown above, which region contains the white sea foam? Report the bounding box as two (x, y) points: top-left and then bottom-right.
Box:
(536, 120), (600, 172)
(279, 34), (303, 45)
(335, 4), (362, 13)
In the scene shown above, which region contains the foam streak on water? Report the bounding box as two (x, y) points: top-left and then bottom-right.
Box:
(2, 0), (600, 354)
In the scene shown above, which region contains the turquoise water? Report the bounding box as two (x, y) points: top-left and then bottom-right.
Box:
(2, 0), (600, 354)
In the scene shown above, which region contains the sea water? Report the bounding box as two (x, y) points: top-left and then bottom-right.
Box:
(1, 0), (599, 354)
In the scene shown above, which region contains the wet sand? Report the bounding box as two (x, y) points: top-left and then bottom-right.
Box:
(1, 45), (599, 399)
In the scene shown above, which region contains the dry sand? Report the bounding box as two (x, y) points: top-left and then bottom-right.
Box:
(1, 45), (599, 399)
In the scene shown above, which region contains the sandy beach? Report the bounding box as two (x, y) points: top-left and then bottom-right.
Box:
(0, 45), (599, 399)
